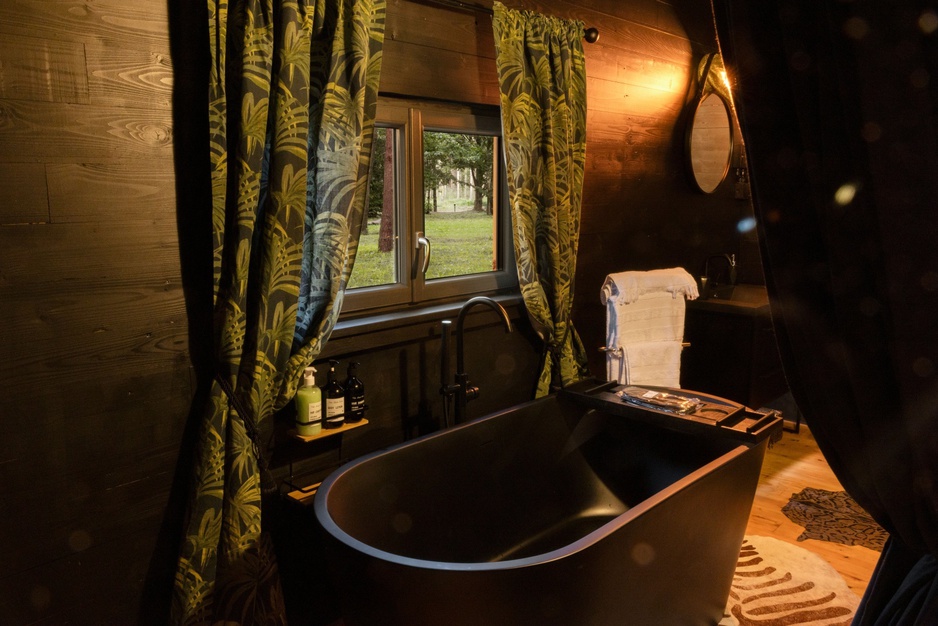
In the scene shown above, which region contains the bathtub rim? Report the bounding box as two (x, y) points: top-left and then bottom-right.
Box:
(313, 394), (757, 572)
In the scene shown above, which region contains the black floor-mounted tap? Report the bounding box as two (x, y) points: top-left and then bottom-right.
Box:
(440, 296), (513, 427)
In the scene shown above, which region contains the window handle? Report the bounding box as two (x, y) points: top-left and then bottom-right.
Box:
(415, 232), (431, 276)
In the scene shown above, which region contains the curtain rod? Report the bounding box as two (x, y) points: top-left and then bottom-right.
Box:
(421, 0), (600, 43)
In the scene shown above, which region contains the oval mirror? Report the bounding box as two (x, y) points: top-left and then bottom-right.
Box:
(687, 93), (733, 193)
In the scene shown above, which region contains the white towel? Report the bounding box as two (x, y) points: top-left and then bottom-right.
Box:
(602, 268), (696, 388)
(619, 341), (684, 388)
(600, 267), (698, 306)
(606, 292), (686, 346)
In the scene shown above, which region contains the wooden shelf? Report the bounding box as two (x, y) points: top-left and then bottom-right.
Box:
(285, 482), (320, 505)
(289, 418), (368, 442)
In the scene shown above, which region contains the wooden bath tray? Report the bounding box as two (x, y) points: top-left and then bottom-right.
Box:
(561, 379), (782, 444)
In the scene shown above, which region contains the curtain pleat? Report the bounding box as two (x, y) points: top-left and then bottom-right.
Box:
(172, 0), (384, 623)
(492, 1), (589, 397)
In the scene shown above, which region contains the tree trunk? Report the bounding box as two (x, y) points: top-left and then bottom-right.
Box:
(472, 168), (484, 212)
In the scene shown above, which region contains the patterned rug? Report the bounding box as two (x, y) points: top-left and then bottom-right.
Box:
(721, 535), (860, 625)
(782, 487), (888, 551)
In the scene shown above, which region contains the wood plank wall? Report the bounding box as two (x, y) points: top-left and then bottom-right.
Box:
(0, 0), (208, 622)
(0, 0), (761, 623)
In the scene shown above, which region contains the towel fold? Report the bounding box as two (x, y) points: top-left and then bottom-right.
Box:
(600, 267), (698, 306)
(617, 341), (684, 388)
(606, 292), (686, 346)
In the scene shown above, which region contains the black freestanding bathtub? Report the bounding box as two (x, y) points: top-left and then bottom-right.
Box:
(314, 380), (781, 626)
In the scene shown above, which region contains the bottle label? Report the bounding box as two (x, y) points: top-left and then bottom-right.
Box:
(326, 397), (344, 424)
(305, 402), (322, 425)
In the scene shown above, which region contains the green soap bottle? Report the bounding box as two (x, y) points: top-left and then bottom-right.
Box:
(295, 366), (322, 436)
(323, 360), (345, 429)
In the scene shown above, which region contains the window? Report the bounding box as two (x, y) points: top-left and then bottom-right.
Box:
(343, 98), (515, 313)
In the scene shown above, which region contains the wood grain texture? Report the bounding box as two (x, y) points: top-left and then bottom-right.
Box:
(0, 162), (50, 224)
(0, 221), (182, 289)
(0, 34), (89, 104)
(0, 99), (174, 161)
(46, 162), (177, 222)
(1, 283), (189, 393)
(0, 0), (168, 45)
(387, 0), (495, 59)
(587, 43), (692, 101)
(0, 0), (197, 621)
(380, 39), (500, 105)
(85, 39), (173, 110)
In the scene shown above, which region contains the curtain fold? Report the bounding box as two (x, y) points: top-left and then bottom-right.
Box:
(492, 1), (590, 397)
(712, 0), (938, 622)
(172, 0), (384, 623)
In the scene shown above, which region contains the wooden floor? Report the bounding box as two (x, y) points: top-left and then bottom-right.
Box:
(746, 423), (882, 597)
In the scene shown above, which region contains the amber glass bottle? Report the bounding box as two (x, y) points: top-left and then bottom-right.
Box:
(323, 360), (345, 429)
(344, 361), (365, 423)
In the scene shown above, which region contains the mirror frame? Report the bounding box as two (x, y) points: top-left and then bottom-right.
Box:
(685, 91), (734, 194)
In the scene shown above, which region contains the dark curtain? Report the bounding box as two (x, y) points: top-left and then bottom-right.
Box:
(712, 1), (938, 622)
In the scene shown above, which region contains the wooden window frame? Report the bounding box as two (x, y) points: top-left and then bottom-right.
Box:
(341, 97), (516, 316)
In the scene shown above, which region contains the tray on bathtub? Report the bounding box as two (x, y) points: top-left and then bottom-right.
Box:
(561, 379), (782, 445)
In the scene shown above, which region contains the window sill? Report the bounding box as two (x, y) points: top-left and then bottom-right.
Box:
(318, 292), (525, 359)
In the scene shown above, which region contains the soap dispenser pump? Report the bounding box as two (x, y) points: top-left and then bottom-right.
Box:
(323, 360), (345, 429)
(294, 366), (322, 436)
(344, 361), (365, 424)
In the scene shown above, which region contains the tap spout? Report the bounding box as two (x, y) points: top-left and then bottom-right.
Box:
(451, 296), (513, 424)
(455, 297), (513, 375)
(703, 253), (737, 291)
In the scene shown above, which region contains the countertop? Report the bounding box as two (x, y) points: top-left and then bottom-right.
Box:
(687, 284), (769, 316)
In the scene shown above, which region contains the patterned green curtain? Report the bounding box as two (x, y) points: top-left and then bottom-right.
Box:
(172, 0), (384, 623)
(492, 2), (589, 397)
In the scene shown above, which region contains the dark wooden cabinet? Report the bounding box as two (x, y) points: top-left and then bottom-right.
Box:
(681, 285), (788, 408)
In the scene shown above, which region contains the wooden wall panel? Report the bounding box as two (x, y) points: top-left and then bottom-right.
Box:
(587, 45), (692, 102)
(381, 0), (498, 104)
(0, 220), (182, 288)
(0, 163), (50, 224)
(0, 444), (182, 579)
(0, 0), (168, 45)
(46, 162), (177, 222)
(0, 100), (174, 162)
(387, 0), (495, 58)
(0, 521), (166, 622)
(0, 34), (89, 104)
(85, 39), (174, 110)
(381, 39), (500, 105)
(0, 0), (189, 621)
(587, 75), (685, 122)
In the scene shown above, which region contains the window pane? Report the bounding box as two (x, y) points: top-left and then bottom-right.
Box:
(423, 131), (497, 281)
(349, 126), (398, 289)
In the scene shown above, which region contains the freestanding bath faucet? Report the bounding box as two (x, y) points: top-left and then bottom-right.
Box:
(440, 296), (513, 427)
